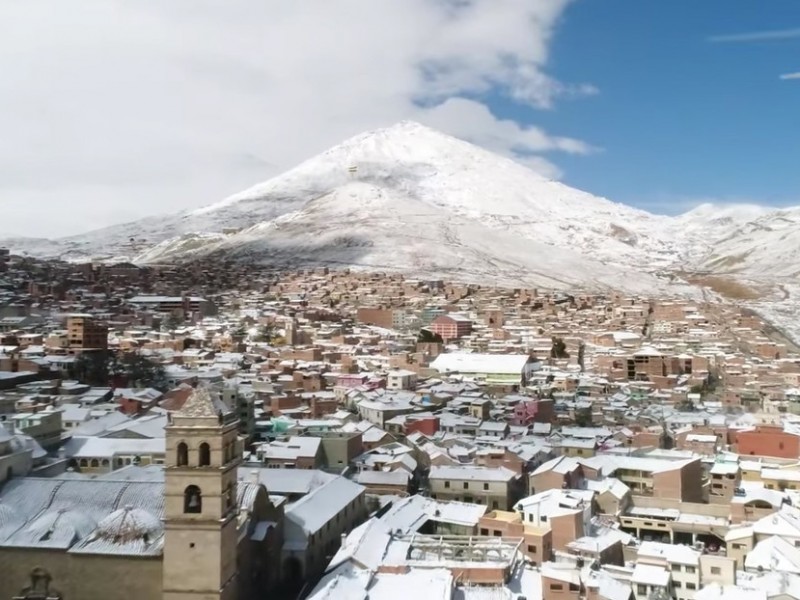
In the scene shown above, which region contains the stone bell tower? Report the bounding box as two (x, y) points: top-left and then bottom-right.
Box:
(163, 386), (241, 600)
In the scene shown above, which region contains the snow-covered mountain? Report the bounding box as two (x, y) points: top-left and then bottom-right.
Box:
(1, 121), (798, 295)
(693, 208), (800, 278)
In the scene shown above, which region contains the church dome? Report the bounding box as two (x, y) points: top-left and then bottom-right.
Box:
(96, 506), (163, 543)
(27, 508), (97, 543)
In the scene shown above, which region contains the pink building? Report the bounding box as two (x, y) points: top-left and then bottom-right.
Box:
(511, 399), (553, 426)
(429, 314), (473, 341)
(337, 374), (369, 388)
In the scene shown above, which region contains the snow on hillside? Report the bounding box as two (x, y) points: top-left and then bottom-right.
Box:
(696, 207), (800, 277)
(188, 121), (679, 271)
(1, 121), (798, 302)
(668, 203), (775, 264)
(149, 180), (679, 293)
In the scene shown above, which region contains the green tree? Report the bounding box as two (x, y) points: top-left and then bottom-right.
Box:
(111, 353), (168, 390)
(73, 351), (111, 386)
(574, 406), (593, 427)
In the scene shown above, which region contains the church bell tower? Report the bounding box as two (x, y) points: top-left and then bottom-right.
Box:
(163, 386), (241, 600)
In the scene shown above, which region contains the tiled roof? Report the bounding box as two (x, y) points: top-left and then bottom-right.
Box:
(177, 386), (219, 418)
(0, 472), (257, 555)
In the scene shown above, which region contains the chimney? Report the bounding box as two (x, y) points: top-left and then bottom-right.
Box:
(250, 469), (260, 485)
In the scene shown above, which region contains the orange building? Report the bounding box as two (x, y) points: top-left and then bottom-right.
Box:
(66, 314), (108, 355)
(735, 425), (800, 459)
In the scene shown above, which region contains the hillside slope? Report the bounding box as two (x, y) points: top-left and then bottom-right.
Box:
(2, 122), (798, 297)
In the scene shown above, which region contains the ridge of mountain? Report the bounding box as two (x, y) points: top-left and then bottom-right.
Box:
(1, 121), (798, 297)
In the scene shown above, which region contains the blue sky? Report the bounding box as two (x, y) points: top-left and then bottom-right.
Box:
(1, 1), (797, 236)
(496, 0), (800, 213)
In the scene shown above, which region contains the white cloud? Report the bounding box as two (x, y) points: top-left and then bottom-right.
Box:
(780, 72), (800, 80)
(0, 0), (594, 237)
(709, 27), (800, 43)
(417, 97), (598, 179)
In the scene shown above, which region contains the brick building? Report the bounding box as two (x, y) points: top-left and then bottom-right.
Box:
(429, 314), (473, 341)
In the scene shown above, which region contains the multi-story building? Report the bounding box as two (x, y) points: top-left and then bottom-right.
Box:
(128, 294), (214, 317)
(315, 430), (363, 470)
(478, 510), (553, 566)
(515, 489), (593, 553)
(357, 393), (418, 427)
(587, 455), (705, 503)
(66, 314), (108, 355)
(735, 424), (800, 459)
(11, 408), (62, 450)
(637, 541), (735, 600)
(429, 465), (519, 510)
(386, 369), (418, 390)
(355, 307), (395, 329)
(708, 461), (741, 503)
(429, 314), (473, 341)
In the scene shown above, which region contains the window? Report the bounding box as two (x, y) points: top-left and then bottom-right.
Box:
(177, 442), (188, 466)
(480, 528), (489, 535)
(671, 564), (681, 572)
(90, 459), (99, 468)
(674, 581), (681, 588)
(637, 585), (648, 595)
(527, 545), (537, 553)
(493, 530), (502, 537)
(541, 515), (547, 522)
(463, 482), (469, 489)
(199, 442), (211, 467)
(483, 483), (489, 491)
(710, 567), (721, 575)
(101, 459), (109, 467)
(444, 481), (450, 489)
(685, 566), (696, 574)
(686, 583), (696, 590)
(550, 584), (563, 591)
(184, 485), (202, 514)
